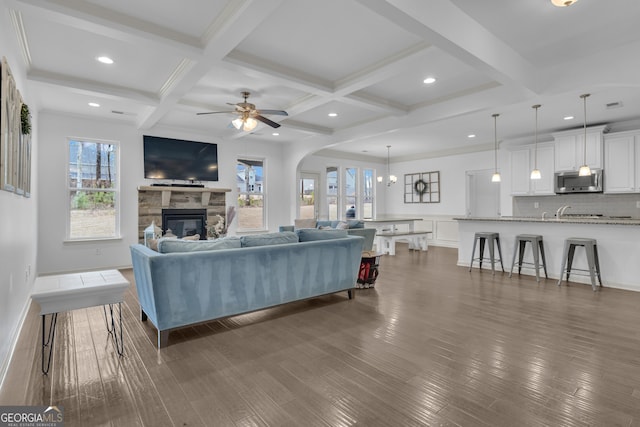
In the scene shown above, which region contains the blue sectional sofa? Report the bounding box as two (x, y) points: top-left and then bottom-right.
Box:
(279, 219), (376, 251)
(130, 230), (364, 348)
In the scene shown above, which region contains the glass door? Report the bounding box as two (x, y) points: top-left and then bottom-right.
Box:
(299, 172), (319, 219)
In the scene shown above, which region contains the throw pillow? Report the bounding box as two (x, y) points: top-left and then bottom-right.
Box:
(147, 238), (159, 251)
(335, 221), (349, 229)
(158, 236), (241, 253)
(240, 231), (299, 247)
(182, 234), (200, 241)
(296, 228), (348, 242)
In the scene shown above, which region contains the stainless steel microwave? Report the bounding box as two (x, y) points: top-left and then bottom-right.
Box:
(554, 169), (603, 194)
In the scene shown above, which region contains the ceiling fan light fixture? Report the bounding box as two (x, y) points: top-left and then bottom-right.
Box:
(551, 0), (578, 6)
(231, 118), (243, 130)
(243, 117), (258, 131)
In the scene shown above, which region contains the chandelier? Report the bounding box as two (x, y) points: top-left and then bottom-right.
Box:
(377, 145), (397, 186)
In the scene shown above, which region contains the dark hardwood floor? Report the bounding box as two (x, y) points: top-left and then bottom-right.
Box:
(2, 245), (640, 426)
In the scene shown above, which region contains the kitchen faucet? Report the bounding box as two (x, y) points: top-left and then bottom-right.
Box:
(556, 205), (571, 218)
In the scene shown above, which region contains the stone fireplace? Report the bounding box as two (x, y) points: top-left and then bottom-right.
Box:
(138, 186), (231, 242)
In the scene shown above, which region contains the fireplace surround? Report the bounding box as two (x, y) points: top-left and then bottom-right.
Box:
(138, 186), (231, 242)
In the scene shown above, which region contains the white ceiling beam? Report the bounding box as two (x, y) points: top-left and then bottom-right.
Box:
(137, 0), (285, 129)
(356, 0), (540, 96)
(12, 0), (203, 58)
(27, 69), (159, 104)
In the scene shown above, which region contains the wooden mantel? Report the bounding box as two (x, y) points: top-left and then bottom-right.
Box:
(137, 186), (231, 208)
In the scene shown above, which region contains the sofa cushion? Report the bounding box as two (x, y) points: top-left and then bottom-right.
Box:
(296, 228), (348, 242)
(157, 236), (241, 253)
(347, 220), (364, 229)
(240, 231), (299, 247)
(294, 218), (317, 229)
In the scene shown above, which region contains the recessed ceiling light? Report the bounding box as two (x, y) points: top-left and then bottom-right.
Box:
(272, 132), (279, 136)
(563, 116), (574, 120)
(467, 134), (476, 138)
(97, 56), (114, 64)
(88, 102), (100, 107)
(423, 77), (436, 84)
(328, 113), (338, 117)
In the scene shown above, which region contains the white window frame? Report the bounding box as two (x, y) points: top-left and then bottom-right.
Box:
(65, 137), (121, 241)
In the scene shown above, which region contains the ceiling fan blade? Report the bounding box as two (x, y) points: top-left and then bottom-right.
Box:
(258, 109), (288, 116)
(254, 114), (281, 128)
(196, 111), (235, 115)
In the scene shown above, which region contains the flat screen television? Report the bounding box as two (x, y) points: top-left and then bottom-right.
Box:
(143, 135), (218, 182)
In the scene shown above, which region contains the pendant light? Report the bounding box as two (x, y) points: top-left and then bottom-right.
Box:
(530, 104), (542, 180)
(491, 113), (501, 182)
(578, 93), (591, 176)
(377, 145), (397, 186)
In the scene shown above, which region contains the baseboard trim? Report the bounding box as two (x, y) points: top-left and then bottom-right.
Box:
(0, 298), (32, 391)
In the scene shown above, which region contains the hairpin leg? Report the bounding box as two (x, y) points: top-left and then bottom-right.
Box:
(103, 303), (124, 357)
(41, 313), (58, 375)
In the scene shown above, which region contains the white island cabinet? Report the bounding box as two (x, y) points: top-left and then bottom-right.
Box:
(456, 217), (640, 292)
(604, 130), (640, 193)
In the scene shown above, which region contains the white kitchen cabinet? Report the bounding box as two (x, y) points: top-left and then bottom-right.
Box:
(604, 131), (640, 193)
(509, 143), (555, 195)
(553, 125), (607, 172)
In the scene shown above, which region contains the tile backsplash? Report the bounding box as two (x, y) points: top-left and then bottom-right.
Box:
(513, 193), (640, 218)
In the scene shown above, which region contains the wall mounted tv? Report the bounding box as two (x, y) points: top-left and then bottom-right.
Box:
(143, 135), (218, 182)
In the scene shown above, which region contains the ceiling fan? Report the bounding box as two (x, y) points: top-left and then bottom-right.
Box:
(197, 91), (288, 131)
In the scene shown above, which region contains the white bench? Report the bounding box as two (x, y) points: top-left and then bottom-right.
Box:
(376, 231), (432, 256)
(31, 270), (129, 374)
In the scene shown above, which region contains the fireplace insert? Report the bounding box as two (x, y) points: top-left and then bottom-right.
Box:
(161, 208), (207, 239)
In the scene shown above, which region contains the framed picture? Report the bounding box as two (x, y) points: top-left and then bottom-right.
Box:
(404, 171), (440, 203)
(0, 57), (30, 196)
(1, 57), (24, 193)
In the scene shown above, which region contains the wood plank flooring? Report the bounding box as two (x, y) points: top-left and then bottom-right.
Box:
(2, 245), (640, 426)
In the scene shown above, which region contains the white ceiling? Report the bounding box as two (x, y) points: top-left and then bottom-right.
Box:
(7, 0), (640, 160)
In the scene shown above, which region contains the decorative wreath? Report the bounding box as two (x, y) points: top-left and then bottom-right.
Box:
(414, 179), (428, 195)
(21, 104), (31, 135)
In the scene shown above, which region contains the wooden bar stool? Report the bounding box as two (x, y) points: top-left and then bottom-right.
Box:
(558, 237), (602, 291)
(509, 234), (548, 282)
(469, 232), (504, 274)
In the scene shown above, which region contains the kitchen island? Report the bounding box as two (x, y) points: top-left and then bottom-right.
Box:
(456, 216), (640, 292)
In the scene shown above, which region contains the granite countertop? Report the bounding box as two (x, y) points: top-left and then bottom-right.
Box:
(454, 216), (640, 225)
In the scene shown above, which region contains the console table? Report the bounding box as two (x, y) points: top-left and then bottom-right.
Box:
(31, 270), (129, 374)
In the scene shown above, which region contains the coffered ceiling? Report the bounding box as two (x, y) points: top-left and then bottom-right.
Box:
(6, 0), (640, 160)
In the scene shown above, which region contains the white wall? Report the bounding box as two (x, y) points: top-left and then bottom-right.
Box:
(37, 112), (290, 274)
(0, 10), (39, 386)
(383, 150), (504, 216)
